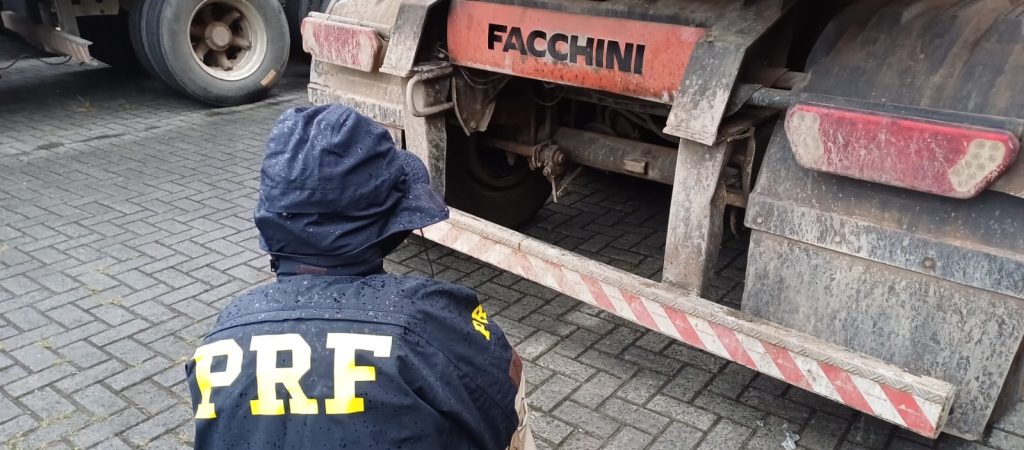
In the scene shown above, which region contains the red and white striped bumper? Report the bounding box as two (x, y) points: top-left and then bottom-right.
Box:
(422, 209), (956, 438)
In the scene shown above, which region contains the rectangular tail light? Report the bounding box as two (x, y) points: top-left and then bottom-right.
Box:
(785, 104), (1020, 199)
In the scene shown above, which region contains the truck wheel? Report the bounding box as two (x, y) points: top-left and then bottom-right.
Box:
(129, 0), (160, 79)
(284, 0), (322, 53)
(142, 0), (289, 105)
(445, 136), (551, 229)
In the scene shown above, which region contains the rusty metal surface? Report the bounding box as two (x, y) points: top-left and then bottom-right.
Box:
(742, 86), (797, 111)
(745, 119), (1024, 439)
(551, 128), (677, 185)
(744, 232), (1024, 441)
(446, 0), (705, 104)
(801, 0), (1024, 198)
(481, 128), (678, 184)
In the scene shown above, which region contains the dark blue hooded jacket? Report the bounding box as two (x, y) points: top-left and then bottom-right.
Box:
(185, 105), (521, 449)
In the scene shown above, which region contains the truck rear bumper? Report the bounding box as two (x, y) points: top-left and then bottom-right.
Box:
(423, 208), (956, 439)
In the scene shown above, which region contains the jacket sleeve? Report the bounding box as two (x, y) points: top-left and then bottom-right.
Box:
(400, 279), (522, 450)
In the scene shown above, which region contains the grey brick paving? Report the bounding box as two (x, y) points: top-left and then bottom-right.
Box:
(3, 36), (1023, 450)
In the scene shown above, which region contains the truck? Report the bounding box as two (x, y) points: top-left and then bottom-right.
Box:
(0, 0), (321, 105)
(300, 0), (1024, 441)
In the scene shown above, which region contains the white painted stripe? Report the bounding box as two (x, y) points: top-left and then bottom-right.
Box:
(792, 352), (841, 401)
(569, 272), (596, 306)
(486, 244), (513, 268)
(737, 334), (783, 379)
(851, 375), (904, 426)
(546, 265), (595, 308)
(604, 284), (635, 322)
(524, 254), (558, 293)
(455, 233), (480, 255)
(688, 316), (730, 360)
(916, 394), (943, 425)
(647, 303), (682, 340)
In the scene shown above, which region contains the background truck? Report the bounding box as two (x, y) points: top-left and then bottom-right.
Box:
(302, 0), (1024, 442)
(0, 0), (322, 105)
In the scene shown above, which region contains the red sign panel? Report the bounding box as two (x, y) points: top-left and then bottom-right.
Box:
(446, 0), (705, 103)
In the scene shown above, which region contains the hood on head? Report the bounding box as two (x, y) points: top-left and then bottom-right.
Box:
(254, 104), (448, 269)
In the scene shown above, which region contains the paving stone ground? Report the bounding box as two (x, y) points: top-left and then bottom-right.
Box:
(3, 38), (1024, 450)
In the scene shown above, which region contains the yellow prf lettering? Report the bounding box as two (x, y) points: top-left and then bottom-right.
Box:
(192, 339), (243, 419)
(249, 334), (319, 415)
(473, 320), (491, 340)
(472, 305), (488, 324)
(472, 305), (490, 340)
(325, 333), (393, 414)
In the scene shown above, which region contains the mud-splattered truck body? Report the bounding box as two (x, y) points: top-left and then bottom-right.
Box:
(301, 0), (1024, 440)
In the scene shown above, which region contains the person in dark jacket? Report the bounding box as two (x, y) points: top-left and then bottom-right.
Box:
(185, 104), (534, 450)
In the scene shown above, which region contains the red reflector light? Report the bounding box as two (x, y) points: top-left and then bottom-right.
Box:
(301, 17), (382, 72)
(785, 104), (1020, 198)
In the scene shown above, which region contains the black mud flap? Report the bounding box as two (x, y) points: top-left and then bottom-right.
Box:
(743, 121), (1024, 440)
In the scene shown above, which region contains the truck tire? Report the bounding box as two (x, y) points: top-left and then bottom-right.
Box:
(445, 135), (551, 229)
(284, 0), (321, 53)
(129, 0), (161, 79)
(140, 0), (289, 105)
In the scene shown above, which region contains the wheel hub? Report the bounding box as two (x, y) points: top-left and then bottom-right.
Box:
(205, 22), (232, 51)
(187, 0), (266, 81)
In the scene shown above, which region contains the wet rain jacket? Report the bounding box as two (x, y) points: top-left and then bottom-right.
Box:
(186, 105), (521, 449)
(186, 273), (521, 449)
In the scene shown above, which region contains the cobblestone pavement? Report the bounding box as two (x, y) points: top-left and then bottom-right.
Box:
(3, 39), (1024, 450)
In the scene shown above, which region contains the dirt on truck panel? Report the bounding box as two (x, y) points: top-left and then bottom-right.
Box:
(303, 0), (1024, 441)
